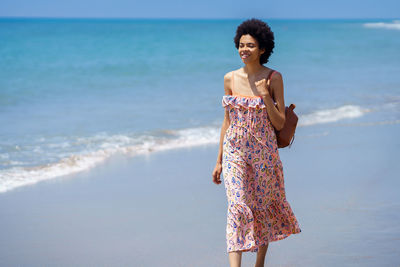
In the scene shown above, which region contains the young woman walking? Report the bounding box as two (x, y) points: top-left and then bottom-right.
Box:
(212, 18), (301, 267)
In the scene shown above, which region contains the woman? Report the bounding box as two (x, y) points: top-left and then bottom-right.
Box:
(212, 18), (301, 267)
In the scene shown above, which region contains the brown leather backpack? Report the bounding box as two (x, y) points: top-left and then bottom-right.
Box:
(266, 70), (298, 148)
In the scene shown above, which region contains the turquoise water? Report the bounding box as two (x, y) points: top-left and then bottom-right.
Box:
(0, 18), (399, 192)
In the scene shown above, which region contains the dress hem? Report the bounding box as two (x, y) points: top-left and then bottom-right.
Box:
(226, 228), (302, 253)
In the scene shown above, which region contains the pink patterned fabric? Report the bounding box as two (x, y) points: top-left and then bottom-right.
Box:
(222, 94), (301, 253)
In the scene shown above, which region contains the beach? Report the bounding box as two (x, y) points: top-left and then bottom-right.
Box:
(1, 18), (400, 266)
(1, 117), (399, 266)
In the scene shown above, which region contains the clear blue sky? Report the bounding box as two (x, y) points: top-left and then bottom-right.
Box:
(1, 0), (399, 19)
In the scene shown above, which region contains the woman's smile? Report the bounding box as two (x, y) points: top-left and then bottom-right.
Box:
(241, 52), (250, 59)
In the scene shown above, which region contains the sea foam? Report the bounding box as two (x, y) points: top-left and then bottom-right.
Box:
(363, 20), (400, 30)
(0, 104), (376, 194)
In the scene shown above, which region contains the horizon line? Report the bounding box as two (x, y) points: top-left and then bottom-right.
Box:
(0, 16), (399, 21)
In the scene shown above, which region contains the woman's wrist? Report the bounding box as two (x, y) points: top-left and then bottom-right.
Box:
(261, 93), (272, 102)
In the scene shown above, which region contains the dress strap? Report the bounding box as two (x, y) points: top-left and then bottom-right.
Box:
(266, 70), (277, 88)
(267, 70), (277, 95)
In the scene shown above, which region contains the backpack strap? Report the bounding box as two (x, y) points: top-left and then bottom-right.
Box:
(267, 70), (277, 96)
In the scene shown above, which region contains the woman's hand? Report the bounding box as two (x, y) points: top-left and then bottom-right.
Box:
(212, 162), (223, 185)
(255, 78), (270, 98)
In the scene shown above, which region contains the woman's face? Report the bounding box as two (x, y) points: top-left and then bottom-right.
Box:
(238, 34), (265, 64)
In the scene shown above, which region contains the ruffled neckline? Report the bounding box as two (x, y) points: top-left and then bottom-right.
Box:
(222, 94), (266, 109)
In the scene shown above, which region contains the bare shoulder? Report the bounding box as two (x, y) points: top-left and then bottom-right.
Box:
(268, 70), (284, 99)
(223, 68), (241, 95)
(270, 69), (282, 79)
(270, 70), (283, 86)
(224, 68), (242, 80)
(223, 71), (234, 95)
(223, 71), (233, 83)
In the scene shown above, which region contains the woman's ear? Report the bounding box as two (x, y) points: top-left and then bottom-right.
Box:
(260, 48), (265, 55)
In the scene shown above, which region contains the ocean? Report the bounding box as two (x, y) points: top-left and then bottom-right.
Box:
(1, 18), (399, 193)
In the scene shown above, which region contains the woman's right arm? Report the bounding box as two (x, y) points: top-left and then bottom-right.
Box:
(216, 109), (231, 165)
(212, 73), (232, 185)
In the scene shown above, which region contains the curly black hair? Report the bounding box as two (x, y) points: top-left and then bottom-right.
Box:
(234, 18), (275, 65)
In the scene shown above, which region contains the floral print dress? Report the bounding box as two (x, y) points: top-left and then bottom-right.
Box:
(221, 89), (301, 253)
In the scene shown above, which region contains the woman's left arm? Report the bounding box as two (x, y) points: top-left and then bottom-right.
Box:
(262, 72), (286, 131)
